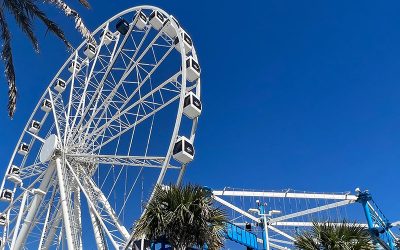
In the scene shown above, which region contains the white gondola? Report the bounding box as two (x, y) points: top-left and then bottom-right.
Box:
(174, 31), (193, 55)
(18, 143), (29, 156)
(172, 136), (194, 164)
(29, 120), (41, 134)
(100, 30), (114, 45)
(68, 60), (81, 73)
(7, 165), (21, 184)
(8, 165), (20, 176)
(0, 189), (13, 202)
(183, 92), (202, 119)
(41, 99), (52, 112)
(134, 11), (147, 30)
(163, 16), (180, 38)
(185, 56), (201, 82)
(0, 214), (7, 226)
(116, 18), (130, 35)
(84, 43), (97, 59)
(32, 188), (46, 196)
(149, 10), (165, 30)
(54, 78), (66, 93)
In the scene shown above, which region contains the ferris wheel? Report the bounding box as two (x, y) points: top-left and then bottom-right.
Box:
(0, 5), (201, 249)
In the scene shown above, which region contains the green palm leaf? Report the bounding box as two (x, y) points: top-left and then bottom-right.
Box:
(295, 221), (374, 250)
(133, 184), (228, 250)
(1, 0), (90, 117)
(0, 8), (17, 117)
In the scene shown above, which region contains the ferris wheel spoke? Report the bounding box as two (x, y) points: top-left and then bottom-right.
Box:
(68, 154), (179, 170)
(64, 52), (82, 146)
(48, 89), (67, 142)
(84, 177), (129, 239)
(67, 24), (118, 139)
(17, 162), (46, 180)
(70, 25), (153, 141)
(79, 72), (183, 151)
(86, 41), (176, 134)
(81, 50), (177, 147)
(67, 26), (111, 145)
(88, 83), (195, 153)
(74, 26), (170, 142)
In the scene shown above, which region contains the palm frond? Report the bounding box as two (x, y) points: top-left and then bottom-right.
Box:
(44, 0), (93, 42)
(295, 221), (374, 250)
(22, 0), (72, 50)
(0, 8), (17, 117)
(133, 184), (227, 250)
(78, 0), (91, 9)
(3, 0), (39, 52)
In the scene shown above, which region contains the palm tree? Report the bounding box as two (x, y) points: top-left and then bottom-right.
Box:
(294, 221), (374, 250)
(1, 0), (92, 118)
(132, 184), (227, 250)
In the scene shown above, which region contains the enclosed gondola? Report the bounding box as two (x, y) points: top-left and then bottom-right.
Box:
(100, 29), (114, 45)
(183, 92), (202, 119)
(68, 59), (81, 73)
(185, 56), (201, 82)
(174, 31), (193, 55)
(0, 214), (6, 226)
(18, 143), (29, 156)
(149, 10), (165, 30)
(54, 78), (66, 93)
(41, 99), (52, 112)
(172, 136), (195, 164)
(134, 11), (148, 30)
(84, 43), (97, 59)
(7, 165), (21, 184)
(29, 120), (41, 134)
(0, 189), (13, 202)
(116, 18), (130, 35)
(8, 165), (20, 177)
(163, 16), (180, 38)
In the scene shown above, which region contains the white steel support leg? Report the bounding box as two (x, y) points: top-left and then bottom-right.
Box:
(38, 200), (54, 249)
(89, 207), (107, 250)
(55, 157), (75, 250)
(41, 206), (63, 250)
(64, 159), (120, 249)
(10, 191), (28, 249)
(73, 187), (82, 249)
(14, 163), (55, 249)
(263, 214), (270, 250)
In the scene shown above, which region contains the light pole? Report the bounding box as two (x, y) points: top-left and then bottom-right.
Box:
(249, 201), (281, 250)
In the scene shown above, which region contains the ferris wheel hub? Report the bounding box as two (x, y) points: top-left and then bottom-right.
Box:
(40, 134), (59, 163)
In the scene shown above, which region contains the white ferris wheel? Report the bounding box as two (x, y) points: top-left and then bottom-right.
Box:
(0, 5), (201, 249)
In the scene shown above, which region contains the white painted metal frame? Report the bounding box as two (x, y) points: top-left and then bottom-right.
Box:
(213, 190), (362, 250)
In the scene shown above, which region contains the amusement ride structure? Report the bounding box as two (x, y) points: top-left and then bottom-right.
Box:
(0, 6), (201, 249)
(0, 5), (397, 250)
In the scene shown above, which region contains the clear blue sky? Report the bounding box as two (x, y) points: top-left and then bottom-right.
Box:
(0, 0), (399, 236)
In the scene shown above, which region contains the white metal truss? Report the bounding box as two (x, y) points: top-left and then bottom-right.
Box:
(213, 188), (376, 250)
(0, 5), (201, 249)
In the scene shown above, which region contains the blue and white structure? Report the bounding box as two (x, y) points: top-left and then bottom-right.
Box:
(0, 6), (202, 249)
(212, 187), (399, 250)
